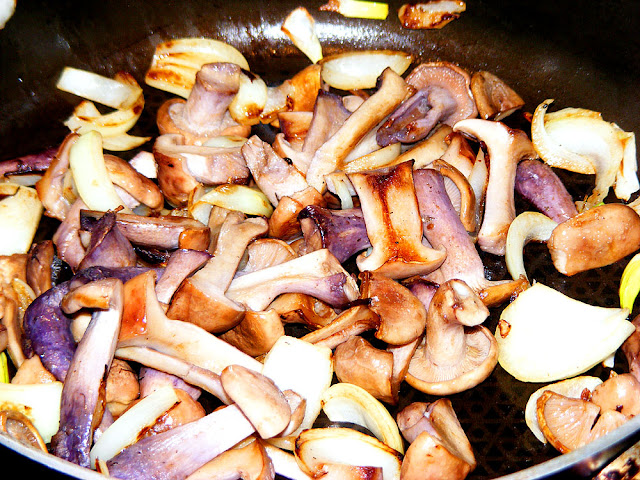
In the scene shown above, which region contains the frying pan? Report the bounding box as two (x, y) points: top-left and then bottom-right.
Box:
(1, 0), (640, 478)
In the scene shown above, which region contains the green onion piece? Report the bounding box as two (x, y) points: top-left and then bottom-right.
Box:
(0, 352), (9, 384)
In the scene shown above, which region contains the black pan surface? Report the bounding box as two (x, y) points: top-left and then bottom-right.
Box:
(1, 0), (640, 479)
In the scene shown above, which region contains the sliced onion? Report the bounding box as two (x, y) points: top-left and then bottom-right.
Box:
(202, 136), (248, 149)
(282, 7), (323, 64)
(524, 376), (602, 444)
(342, 143), (401, 173)
(189, 184), (274, 218)
(325, 173), (355, 209)
(620, 252), (640, 311)
(102, 133), (152, 151)
(320, 0), (389, 20)
(228, 71), (269, 126)
(145, 38), (250, 98)
(319, 50), (413, 90)
(505, 211), (557, 281)
(128, 151), (157, 179)
(68, 131), (131, 213)
(531, 99), (638, 208)
(321, 383), (404, 453)
(89, 386), (179, 465)
(56, 66), (143, 110)
(0, 0), (15, 29)
(0, 183), (43, 255)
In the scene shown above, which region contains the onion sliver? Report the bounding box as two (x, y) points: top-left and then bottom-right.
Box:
(102, 133), (152, 152)
(56, 67), (143, 110)
(620, 252), (640, 311)
(281, 7), (323, 64)
(229, 72), (269, 126)
(0, 183), (43, 255)
(319, 50), (413, 90)
(505, 211), (557, 281)
(89, 386), (179, 465)
(190, 184), (274, 218)
(325, 173), (355, 209)
(342, 143), (401, 173)
(69, 131), (131, 213)
(320, 0), (390, 20)
(145, 38), (250, 98)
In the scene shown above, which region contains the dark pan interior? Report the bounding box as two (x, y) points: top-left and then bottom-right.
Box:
(1, 0), (640, 479)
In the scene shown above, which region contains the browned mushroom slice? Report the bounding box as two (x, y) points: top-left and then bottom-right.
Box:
(590, 373), (640, 417)
(454, 119), (537, 255)
(221, 364), (291, 439)
(334, 336), (396, 405)
(622, 314), (640, 382)
(186, 438), (275, 480)
(547, 203), (640, 276)
(26, 240), (55, 297)
(157, 62), (250, 145)
(35, 132), (79, 221)
(11, 355), (56, 385)
(397, 399), (476, 480)
(301, 305), (380, 350)
(360, 271), (426, 345)
(105, 358), (140, 418)
(219, 309), (285, 357)
(52, 199), (87, 271)
(167, 212), (267, 332)
(349, 161), (446, 279)
(103, 154), (164, 211)
(139, 387), (206, 438)
(306, 68), (413, 193)
(154, 249), (212, 305)
(236, 239), (297, 276)
(0, 409), (48, 452)
(268, 292), (337, 329)
(398, 1), (467, 30)
(1, 284), (26, 367)
(153, 134), (201, 207)
(470, 70), (525, 121)
(406, 279), (498, 395)
(377, 62), (476, 146)
(268, 186), (327, 240)
(393, 123), (453, 169)
(226, 249), (359, 312)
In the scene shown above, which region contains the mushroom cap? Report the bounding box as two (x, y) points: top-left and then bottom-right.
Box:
(406, 325), (498, 396)
(590, 373), (640, 417)
(470, 70), (525, 121)
(548, 203), (640, 276)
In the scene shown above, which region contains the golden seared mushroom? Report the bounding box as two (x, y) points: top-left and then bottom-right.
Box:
(590, 373), (640, 417)
(268, 292), (337, 328)
(454, 119), (537, 255)
(268, 186), (327, 240)
(103, 154), (164, 212)
(397, 399), (476, 480)
(306, 68), (413, 193)
(349, 161), (446, 280)
(0, 409), (48, 452)
(470, 70), (525, 121)
(301, 305), (380, 350)
(26, 240), (55, 297)
(406, 279), (498, 395)
(547, 203), (640, 276)
(219, 309), (285, 357)
(105, 359), (140, 418)
(186, 438), (275, 480)
(11, 355), (56, 385)
(167, 211), (267, 333)
(236, 238), (298, 276)
(156, 62), (250, 145)
(398, 1), (467, 30)
(220, 364), (291, 439)
(140, 388), (206, 437)
(377, 62), (476, 146)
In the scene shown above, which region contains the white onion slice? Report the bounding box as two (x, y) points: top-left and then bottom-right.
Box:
(320, 0), (389, 20)
(129, 151), (158, 179)
(319, 50), (413, 90)
(325, 173), (355, 209)
(229, 72), (269, 126)
(145, 38), (250, 98)
(89, 386), (179, 465)
(56, 67), (143, 110)
(189, 184), (274, 218)
(0, 183), (43, 255)
(398, 1), (466, 29)
(68, 131), (131, 213)
(342, 143), (401, 173)
(281, 7), (323, 64)
(102, 133), (152, 151)
(505, 211), (557, 281)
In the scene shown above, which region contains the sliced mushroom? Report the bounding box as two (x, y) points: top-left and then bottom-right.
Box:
(236, 239), (297, 277)
(268, 186), (327, 240)
(219, 309), (285, 357)
(157, 62), (250, 145)
(154, 249), (211, 305)
(76, 210), (137, 271)
(377, 62), (476, 146)
(301, 305), (380, 350)
(26, 240), (55, 297)
(268, 292), (337, 329)
(406, 279), (498, 395)
(547, 203), (640, 276)
(349, 161), (446, 279)
(397, 399), (476, 480)
(105, 359), (140, 418)
(187, 438), (275, 480)
(470, 70), (525, 121)
(103, 154), (164, 211)
(454, 119), (537, 255)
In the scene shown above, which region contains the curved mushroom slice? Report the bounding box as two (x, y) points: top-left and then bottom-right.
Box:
(454, 119), (537, 255)
(106, 404), (256, 479)
(103, 154), (164, 212)
(35, 132), (79, 221)
(306, 68), (413, 193)
(622, 314), (640, 382)
(349, 161), (446, 279)
(515, 159), (578, 223)
(334, 336), (396, 405)
(153, 134), (201, 207)
(299, 205), (370, 263)
(52, 199), (87, 271)
(187, 438), (275, 480)
(77, 211), (137, 271)
(26, 240), (55, 296)
(407, 279), (498, 395)
(0, 146), (56, 178)
(269, 186), (327, 240)
(241, 135), (311, 207)
(377, 62), (476, 146)
(590, 373), (640, 417)
(51, 278), (123, 467)
(278, 111), (313, 148)
(154, 249), (211, 304)
(430, 159), (476, 233)
(157, 62), (250, 145)
(220, 309), (285, 357)
(105, 359), (140, 418)
(393, 123), (452, 169)
(0, 284), (26, 368)
(119, 270), (262, 376)
(221, 365), (291, 439)
(167, 212), (267, 332)
(470, 70), (525, 121)
(547, 203), (640, 276)
(414, 167), (526, 302)
(301, 305), (379, 350)
(397, 399), (476, 480)
(268, 292), (337, 329)
(236, 239), (297, 277)
(80, 210), (211, 252)
(295, 427), (402, 480)
(226, 249), (359, 312)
